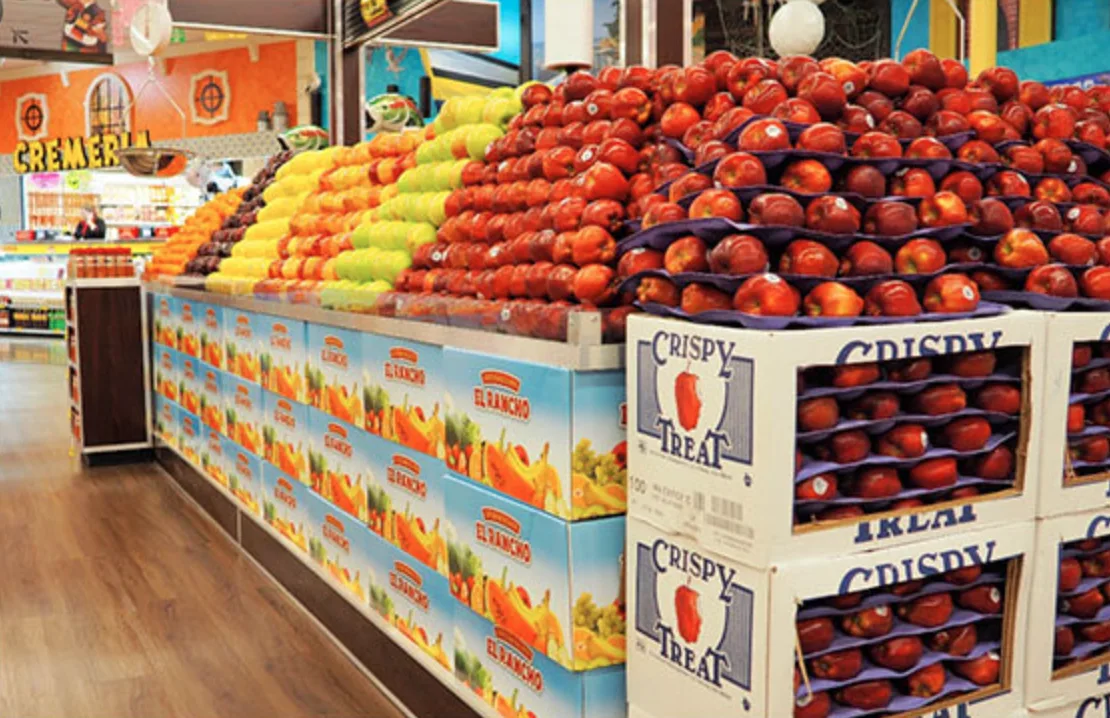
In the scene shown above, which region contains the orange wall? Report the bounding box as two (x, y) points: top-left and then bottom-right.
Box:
(0, 41), (299, 154)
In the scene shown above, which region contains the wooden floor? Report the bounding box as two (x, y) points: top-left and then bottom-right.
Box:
(0, 349), (408, 718)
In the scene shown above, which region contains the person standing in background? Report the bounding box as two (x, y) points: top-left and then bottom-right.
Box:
(73, 207), (106, 240)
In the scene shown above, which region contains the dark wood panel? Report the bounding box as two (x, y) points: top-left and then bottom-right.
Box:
(241, 518), (480, 718)
(168, 0), (329, 35)
(341, 46), (364, 147)
(381, 1), (499, 49)
(77, 288), (148, 448)
(157, 448), (238, 540)
(625, 0), (643, 65)
(656, 0), (685, 66)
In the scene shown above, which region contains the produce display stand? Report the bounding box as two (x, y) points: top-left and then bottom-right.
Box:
(67, 278), (152, 459)
(147, 283), (628, 718)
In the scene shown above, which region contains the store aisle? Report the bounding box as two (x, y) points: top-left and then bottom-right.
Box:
(0, 352), (407, 718)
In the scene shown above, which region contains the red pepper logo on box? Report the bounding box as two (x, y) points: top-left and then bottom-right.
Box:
(674, 368), (701, 431)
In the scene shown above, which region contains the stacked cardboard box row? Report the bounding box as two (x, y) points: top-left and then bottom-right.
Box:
(625, 309), (1110, 718)
(150, 291), (628, 718)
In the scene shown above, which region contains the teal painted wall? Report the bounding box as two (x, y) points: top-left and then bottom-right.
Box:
(890, 0), (930, 59)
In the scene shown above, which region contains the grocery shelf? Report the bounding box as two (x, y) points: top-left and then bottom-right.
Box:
(0, 326), (64, 337)
(68, 278), (142, 289)
(158, 286), (624, 371)
(157, 439), (502, 718)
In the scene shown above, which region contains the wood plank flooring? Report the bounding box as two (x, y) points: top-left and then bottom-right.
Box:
(0, 354), (408, 718)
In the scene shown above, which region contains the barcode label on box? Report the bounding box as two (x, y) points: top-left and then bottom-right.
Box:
(695, 492), (753, 538)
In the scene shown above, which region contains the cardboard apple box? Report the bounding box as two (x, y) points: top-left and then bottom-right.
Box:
(1034, 313), (1110, 519)
(1026, 509), (1110, 712)
(626, 311), (1044, 567)
(1030, 698), (1110, 718)
(262, 463), (311, 557)
(628, 516), (1033, 718)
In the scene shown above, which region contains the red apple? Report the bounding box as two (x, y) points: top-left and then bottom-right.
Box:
(780, 240), (839, 277)
(713, 152), (768, 188)
(804, 282), (865, 317)
(708, 234), (769, 275)
(865, 280), (923, 316)
(923, 273), (980, 313)
(664, 235), (710, 273)
(732, 273), (801, 316)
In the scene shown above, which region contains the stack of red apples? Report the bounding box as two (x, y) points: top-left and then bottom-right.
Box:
(382, 49), (1110, 334)
(795, 347), (1023, 524)
(1056, 535), (1110, 671)
(795, 558), (1011, 717)
(1065, 341), (1110, 476)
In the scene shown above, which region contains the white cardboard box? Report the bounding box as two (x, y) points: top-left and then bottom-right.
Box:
(627, 311), (1044, 568)
(1036, 313), (1110, 519)
(1027, 509), (1110, 712)
(628, 516), (1033, 718)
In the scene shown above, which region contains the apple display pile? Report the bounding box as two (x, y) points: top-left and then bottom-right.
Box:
(380, 71), (702, 339)
(186, 150), (294, 277)
(597, 49), (1110, 326)
(1064, 341), (1110, 480)
(795, 347), (1023, 525)
(254, 133), (420, 308)
(207, 149), (344, 295)
(795, 559), (1009, 718)
(1055, 536), (1110, 673)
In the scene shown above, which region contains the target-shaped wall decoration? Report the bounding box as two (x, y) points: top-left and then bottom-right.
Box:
(190, 69), (230, 126)
(16, 93), (49, 142)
